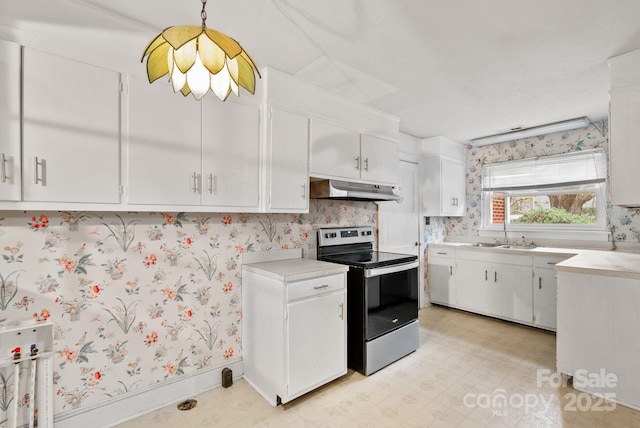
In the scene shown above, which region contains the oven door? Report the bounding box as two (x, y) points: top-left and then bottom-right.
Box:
(364, 260), (419, 341)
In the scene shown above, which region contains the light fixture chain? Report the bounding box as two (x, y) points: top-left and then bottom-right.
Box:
(201, 0), (207, 28)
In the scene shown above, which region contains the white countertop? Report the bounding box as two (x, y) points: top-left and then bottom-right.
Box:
(429, 242), (640, 279)
(242, 258), (349, 282)
(554, 250), (640, 280)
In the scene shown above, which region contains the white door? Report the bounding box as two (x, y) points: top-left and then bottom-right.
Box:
(23, 48), (121, 203)
(533, 268), (557, 329)
(494, 263), (534, 323)
(287, 291), (346, 398)
(267, 108), (309, 212)
(377, 160), (422, 303)
(309, 119), (360, 180)
(202, 98), (260, 209)
(360, 134), (399, 185)
(127, 75), (201, 206)
(0, 39), (21, 201)
(441, 158), (466, 216)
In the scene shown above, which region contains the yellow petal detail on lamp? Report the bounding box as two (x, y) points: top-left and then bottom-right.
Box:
(204, 28), (243, 58)
(140, 2), (259, 101)
(146, 42), (171, 83)
(198, 33), (226, 75)
(162, 26), (202, 50)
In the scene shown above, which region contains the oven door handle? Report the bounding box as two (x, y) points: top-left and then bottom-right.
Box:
(365, 260), (419, 278)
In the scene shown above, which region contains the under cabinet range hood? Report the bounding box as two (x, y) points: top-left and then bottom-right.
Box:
(310, 179), (399, 201)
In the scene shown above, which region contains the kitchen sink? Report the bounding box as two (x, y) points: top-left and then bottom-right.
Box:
(497, 244), (537, 250)
(467, 242), (502, 247)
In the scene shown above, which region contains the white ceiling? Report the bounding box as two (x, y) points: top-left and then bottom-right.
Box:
(1, 0), (639, 142)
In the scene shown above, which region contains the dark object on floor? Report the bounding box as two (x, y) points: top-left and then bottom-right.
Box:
(177, 399), (197, 411)
(222, 367), (233, 388)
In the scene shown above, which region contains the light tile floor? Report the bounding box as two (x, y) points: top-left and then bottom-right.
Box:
(116, 306), (640, 427)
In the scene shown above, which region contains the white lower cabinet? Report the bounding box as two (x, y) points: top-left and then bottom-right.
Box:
(532, 255), (571, 330)
(428, 247), (456, 306)
(428, 245), (572, 330)
(243, 261), (347, 406)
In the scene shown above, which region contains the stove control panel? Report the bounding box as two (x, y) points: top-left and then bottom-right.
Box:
(318, 226), (375, 247)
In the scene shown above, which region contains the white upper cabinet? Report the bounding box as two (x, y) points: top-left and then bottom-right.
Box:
(126, 75), (202, 206)
(421, 136), (466, 217)
(0, 39), (21, 202)
(310, 119), (360, 181)
(265, 107), (309, 212)
(360, 134), (399, 185)
(608, 49), (640, 207)
(22, 48), (121, 203)
(310, 119), (399, 185)
(202, 98), (260, 209)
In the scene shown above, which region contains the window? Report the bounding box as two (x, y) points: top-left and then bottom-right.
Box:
(481, 150), (607, 233)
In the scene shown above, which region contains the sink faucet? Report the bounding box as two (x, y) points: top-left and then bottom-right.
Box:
(521, 235), (526, 247)
(503, 220), (507, 244)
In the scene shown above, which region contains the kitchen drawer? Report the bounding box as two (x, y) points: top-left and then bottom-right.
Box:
(428, 246), (456, 259)
(287, 274), (345, 301)
(533, 254), (574, 268)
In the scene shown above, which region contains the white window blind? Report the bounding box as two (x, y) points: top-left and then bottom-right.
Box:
(482, 149), (606, 192)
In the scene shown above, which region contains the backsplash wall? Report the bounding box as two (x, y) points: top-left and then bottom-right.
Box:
(425, 120), (640, 244)
(0, 200), (376, 419)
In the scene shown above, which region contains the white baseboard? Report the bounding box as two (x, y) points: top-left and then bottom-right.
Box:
(54, 360), (243, 428)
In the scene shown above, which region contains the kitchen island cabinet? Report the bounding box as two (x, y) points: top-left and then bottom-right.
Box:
(557, 269), (640, 410)
(22, 48), (121, 204)
(242, 256), (348, 406)
(0, 39), (21, 202)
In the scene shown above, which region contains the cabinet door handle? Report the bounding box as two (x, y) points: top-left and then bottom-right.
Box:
(207, 173), (216, 195)
(339, 302), (344, 320)
(449, 266), (453, 276)
(355, 156), (360, 170)
(34, 157), (44, 185)
(192, 172), (199, 194)
(494, 271), (497, 282)
(0, 153), (6, 183)
(364, 158), (369, 171)
(539, 277), (542, 289)
(300, 183), (306, 199)
(485, 270), (488, 281)
(313, 284), (329, 290)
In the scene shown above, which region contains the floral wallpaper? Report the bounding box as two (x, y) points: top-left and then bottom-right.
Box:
(423, 119), (640, 244)
(0, 199), (376, 422)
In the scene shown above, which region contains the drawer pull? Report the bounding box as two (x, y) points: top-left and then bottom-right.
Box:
(313, 284), (329, 290)
(437, 252), (448, 255)
(547, 262), (557, 265)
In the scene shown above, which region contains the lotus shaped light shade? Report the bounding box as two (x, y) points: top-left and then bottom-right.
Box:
(142, 25), (260, 101)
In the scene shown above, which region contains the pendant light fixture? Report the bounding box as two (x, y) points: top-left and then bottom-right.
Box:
(141, 0), (260, 101)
